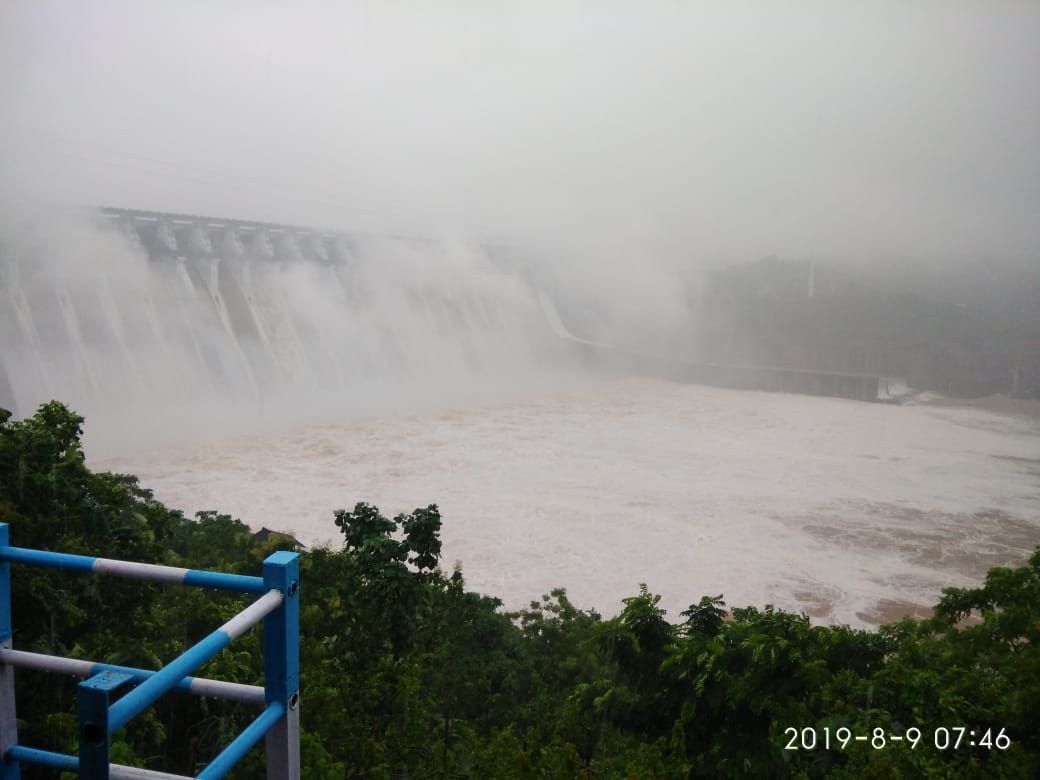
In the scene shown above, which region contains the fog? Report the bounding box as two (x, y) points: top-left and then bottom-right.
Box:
(2, 0), (1040, 443)
(0, 217), (579, 451)
(2, 0), (1038, 261)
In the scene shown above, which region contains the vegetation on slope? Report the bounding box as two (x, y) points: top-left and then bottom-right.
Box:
(1, 402), (1038, 778)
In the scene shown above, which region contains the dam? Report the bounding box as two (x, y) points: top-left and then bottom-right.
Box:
(0, 207), (587, 424)
(0, 207), (899, 425)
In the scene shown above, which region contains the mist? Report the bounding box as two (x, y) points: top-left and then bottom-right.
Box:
(2, 0), (1038, 259)
(2, 0), (1040, 449)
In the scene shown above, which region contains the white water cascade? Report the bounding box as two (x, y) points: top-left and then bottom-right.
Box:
(0, 209), (595, 443)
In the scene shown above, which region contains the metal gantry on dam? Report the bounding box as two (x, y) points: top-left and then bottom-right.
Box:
(100, 206), (365, 267)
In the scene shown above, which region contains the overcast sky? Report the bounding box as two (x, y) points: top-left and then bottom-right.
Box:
(1, 0), (1038, 263)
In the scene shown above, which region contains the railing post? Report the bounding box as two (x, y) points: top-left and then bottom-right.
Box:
(262, 552), (300, 779)
(0, 524), (19, 780)
(79, 671), (134, 780)
(1, 529), (302, 778)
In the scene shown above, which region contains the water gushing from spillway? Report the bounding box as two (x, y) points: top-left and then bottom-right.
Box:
(0, 211), (608, 452)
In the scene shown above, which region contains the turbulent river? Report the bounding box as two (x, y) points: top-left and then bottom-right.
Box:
(94, 378), (1040, 629)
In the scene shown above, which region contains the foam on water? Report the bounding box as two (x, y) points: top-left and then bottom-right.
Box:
(94, 378), (1040, 628)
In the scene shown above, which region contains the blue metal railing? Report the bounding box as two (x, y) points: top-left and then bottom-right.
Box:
(0, 522), (300, 779)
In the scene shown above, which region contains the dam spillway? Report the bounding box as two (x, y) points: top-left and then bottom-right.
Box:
(0, 207), (906, 435)
(0, 207), (584, 426)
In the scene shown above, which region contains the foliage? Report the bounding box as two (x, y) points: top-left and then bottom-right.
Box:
(2, 402), (1039, 778)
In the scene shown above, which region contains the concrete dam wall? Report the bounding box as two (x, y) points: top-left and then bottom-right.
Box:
(0, 208), (586, 427)
(0, 207), (896, 433)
